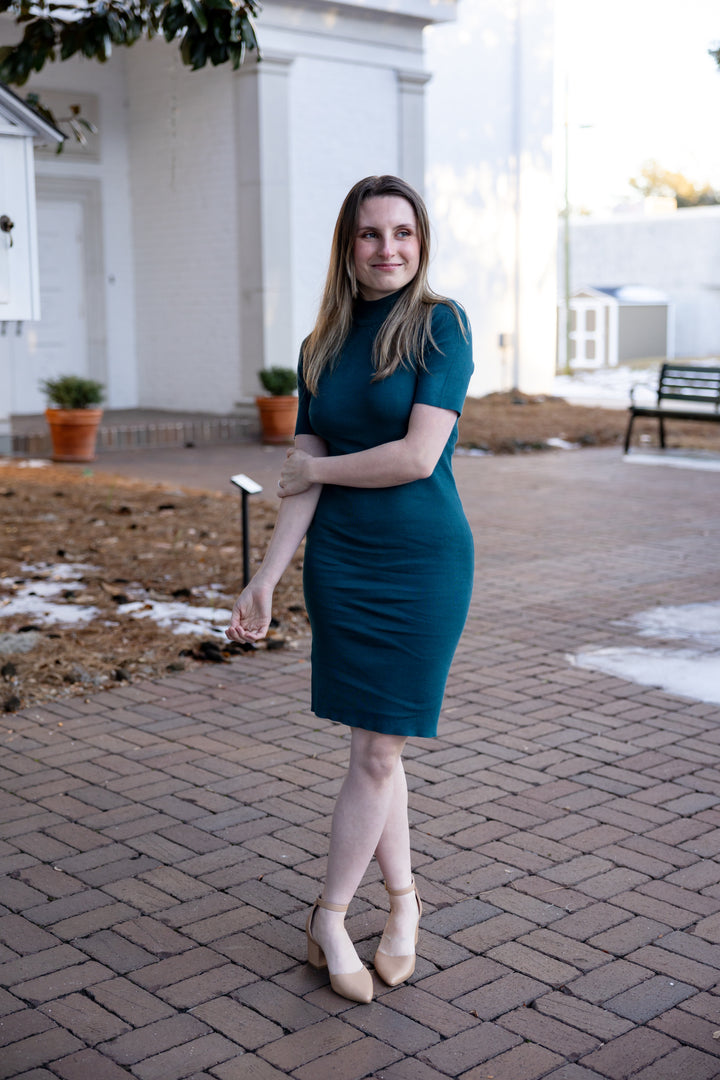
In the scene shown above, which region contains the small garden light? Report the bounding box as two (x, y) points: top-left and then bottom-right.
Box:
(230, 473), (263, 586)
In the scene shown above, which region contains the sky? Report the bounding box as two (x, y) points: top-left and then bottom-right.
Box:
(556, 0), (720, 213)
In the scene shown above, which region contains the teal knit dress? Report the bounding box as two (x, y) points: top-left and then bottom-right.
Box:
(295, 290), (474, 738)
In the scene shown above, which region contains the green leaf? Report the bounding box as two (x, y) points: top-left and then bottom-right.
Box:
(188, 0), (208, 32)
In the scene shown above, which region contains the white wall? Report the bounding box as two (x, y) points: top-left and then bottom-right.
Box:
(125, 41), (242, 412)
(287, 57), (399, 361)
(425, 0), (557, 396)
(0, 25), (137, 414)
(570, 207), (720, 360)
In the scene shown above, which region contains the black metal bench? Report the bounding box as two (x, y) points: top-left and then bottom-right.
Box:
(624, 362), (720, 453)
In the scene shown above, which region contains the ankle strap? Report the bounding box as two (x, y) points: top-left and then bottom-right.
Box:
(384, 878), (415, 897)
(316, 897), (349, 913)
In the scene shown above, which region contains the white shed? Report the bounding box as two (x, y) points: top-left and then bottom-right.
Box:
(563, 285), (673, 370)
(568, 207), (720, 362)
(0, 84), (63, 322)
(0, 84), (63, 453)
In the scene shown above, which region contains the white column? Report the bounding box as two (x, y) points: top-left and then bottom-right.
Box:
(396, 70), (432, 194)
(513, 0), (556, 392)
(608, 301), (619, 368)
(0, 336), (12, 455)
(665, 303), (676, 360)
(235, 53), (294, 398)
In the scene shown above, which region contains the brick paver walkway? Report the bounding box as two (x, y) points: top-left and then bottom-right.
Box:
(2, 446), (720, 1080)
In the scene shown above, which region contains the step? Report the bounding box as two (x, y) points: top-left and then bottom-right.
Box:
(11, 409), (259, 457)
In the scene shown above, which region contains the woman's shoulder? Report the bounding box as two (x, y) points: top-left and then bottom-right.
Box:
(429, 297), (470, 334)
(415, 297), (473, 400)
(418, 296), (473, 382)
(427, 298), (471, 351)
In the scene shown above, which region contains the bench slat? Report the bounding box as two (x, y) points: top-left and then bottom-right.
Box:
(659, 369), (720, 405)
(660, 391), (720, 404)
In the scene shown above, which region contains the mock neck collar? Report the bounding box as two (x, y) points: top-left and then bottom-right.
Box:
(353, 287), (407, 325)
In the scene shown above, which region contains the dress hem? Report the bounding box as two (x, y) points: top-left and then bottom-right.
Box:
(312, 708), (439, 740)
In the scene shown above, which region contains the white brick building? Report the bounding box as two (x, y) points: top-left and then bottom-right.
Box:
(0, 0), (557, 451)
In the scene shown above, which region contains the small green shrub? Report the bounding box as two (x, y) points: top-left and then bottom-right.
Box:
(40, 375), (105, 409)
(258, 367), (297, 396)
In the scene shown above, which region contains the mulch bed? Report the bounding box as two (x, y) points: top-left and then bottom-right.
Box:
(458, 391), (720, 454)
(0, 466), (306, 712)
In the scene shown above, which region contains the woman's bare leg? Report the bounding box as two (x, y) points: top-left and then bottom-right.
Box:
(311, 727), (406, 973)
(374, 757), (411, 887)
(374, 758), (420, 958)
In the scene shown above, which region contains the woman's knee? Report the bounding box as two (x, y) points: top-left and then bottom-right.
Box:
(350, 729), (405, 785)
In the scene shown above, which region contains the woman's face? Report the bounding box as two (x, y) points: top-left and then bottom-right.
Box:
(352, 196), (421, 301)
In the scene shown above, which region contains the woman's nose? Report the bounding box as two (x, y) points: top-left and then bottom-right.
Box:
(379, 233), (395, 256)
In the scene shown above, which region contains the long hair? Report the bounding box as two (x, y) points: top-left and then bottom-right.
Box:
(302, 175), (462, 395)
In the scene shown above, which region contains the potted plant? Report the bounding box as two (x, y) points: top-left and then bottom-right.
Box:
(40, 374), (105, 462)
(256, 366), (298, 444)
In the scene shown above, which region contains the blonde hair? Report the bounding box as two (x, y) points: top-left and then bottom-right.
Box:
(302, 175), (462, 395)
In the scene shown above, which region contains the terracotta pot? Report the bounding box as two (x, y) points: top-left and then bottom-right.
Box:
(45, 408), (103, 462)
(255, 395), (298, 444)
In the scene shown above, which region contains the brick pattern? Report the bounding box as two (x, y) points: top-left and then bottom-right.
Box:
(2, 448), (720, 1079)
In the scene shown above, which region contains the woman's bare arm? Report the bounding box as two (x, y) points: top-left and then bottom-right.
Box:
(226, 433), (326, 642)
(278, 403), (456, 497)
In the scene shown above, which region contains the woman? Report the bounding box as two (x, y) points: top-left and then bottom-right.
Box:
(226, 175), (473, 1004)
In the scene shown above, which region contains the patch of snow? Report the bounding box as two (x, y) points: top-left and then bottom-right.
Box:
(571, 599), (720, 706)
(0, 563), (101, 627)
(117, 599), (232, 636)
(0, 458), (51, 468)
(545, 437), (580, 450)
(553, 366), (658, 409)
(0, 576), (100, 626)
(21, 562), (96, 580)
(624, 451), (720, 473)
(194, 585), (235, 604)
(571, 647), (720, 707)
(626, 602), (720, 649)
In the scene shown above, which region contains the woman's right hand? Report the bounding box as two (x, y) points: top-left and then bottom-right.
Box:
(225, 581), (273, 643)
(278, 447), (314, 498)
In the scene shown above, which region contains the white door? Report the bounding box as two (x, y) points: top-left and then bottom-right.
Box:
(569, 300), (606, 369)
(11, 197), (87, 414)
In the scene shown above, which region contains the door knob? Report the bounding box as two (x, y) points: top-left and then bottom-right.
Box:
(0, 215), (14, 247)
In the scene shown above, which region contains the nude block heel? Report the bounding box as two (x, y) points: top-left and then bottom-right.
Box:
(306, 897), (373, 1003)
(373, 878), (422, 987)
(306, 931), (326, 970)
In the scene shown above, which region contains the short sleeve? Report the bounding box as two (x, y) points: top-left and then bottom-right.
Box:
(414, 302), (473, 415)
(294, 349), (316, 436)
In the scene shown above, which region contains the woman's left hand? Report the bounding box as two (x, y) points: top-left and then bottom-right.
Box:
(278, 447), (313, 497)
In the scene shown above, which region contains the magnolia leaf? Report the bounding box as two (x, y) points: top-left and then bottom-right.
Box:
(188, 0), (208, 32)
